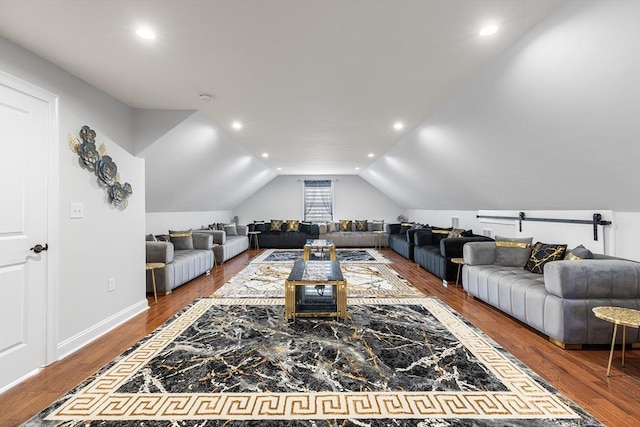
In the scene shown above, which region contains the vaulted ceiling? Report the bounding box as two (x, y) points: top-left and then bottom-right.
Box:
(1, 0), (638, 212)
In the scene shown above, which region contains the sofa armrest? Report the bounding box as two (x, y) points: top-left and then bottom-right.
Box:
(463, 241), (496, 265)
(414, 229), (434, 246)
(544, 259), (640, 299)
(146, 241), (174, 264)
(441, 236), (493, 258)
(194, 230), (226, 245)
(406, 228), (421, 243)
(237, 225), (248, 236)
(192, 232), (214, 249)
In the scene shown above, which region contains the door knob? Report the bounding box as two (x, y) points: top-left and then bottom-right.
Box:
(30, 244), (48, 254)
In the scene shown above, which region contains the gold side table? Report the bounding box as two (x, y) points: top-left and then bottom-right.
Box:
(592, 306), (640, 376)
(451, 258), (466, 287)
(248, 231), (261, 250)
(211, 243), (219, 268)
(374, 230), (387, 250)
(145, 262), (165, 304)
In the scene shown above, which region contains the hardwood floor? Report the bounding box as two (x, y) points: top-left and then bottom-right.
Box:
(1, 248), (639, 426)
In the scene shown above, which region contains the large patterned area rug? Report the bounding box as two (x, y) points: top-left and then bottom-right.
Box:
(251, 248), (390, 264)
(29, 298), (601, 426)
(213, 262), (422, 298)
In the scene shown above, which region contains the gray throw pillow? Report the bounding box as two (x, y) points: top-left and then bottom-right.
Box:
(494, 236), (533, 267)
(169, 229), (194, 250)
(224, 224), (238, 236)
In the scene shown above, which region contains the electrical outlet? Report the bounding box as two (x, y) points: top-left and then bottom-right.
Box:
(483, 228), (492, 237)
(108, 277), (115, 292)
(69, 202), (84, 219)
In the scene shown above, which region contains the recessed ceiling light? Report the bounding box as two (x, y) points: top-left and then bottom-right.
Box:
(393, 122), (404, 130)
(368, 153), (374, 158)
(136, 27), (156, 40)
(262, 153), (269, 158)
(479, 25), (498, 37)
(232, 121), (242, 129)
(277, 167), (282, 171)
(355, 167), (360, 171)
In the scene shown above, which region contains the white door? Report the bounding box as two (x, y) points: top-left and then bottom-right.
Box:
(0, 74), (56, 390)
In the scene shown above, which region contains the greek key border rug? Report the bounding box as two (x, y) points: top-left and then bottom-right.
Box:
(212, 262), (422, 299)
(27, 298), (601, 426)
(251, 248), (391, 264)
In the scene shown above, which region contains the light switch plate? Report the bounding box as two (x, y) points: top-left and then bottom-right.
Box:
(70, 202), (84, 219)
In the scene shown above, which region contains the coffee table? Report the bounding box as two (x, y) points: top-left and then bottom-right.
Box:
(303, 239), (336, 261)
(284, 260), (347, 322)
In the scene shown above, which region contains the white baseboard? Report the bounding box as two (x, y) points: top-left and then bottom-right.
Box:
(57, 299), (149, 360)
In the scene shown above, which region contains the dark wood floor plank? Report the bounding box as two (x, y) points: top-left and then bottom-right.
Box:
(1, 248), (638, 425)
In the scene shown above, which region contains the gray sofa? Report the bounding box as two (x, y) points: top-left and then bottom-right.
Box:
(462, 241), (640, 348)
(319, 221), (387, 248)
(145, 232), (214, 295)
(195, 225), (249, 264)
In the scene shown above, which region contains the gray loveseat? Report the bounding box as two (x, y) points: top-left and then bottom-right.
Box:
(319, 220), (387, 248)
(145, 232), (214, 295)
(462, 241), (640, 348)
(194, 225), (249, 264)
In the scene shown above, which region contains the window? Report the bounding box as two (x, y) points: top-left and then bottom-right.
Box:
(303, 180), (333, 222)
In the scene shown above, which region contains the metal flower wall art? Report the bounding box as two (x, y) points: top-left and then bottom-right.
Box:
(68, 125), (133, 208)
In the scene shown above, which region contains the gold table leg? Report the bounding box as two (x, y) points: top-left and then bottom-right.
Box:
(151, 269), (158, 304)
(607, 323), (618, 376)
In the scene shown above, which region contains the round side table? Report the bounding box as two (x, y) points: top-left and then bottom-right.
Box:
(373, 230), (387, 250)
(451, 258), (466, 287)
(145, 262), (165, 304)
(248, 231), (261, 250)
(592, 306), (640, 376)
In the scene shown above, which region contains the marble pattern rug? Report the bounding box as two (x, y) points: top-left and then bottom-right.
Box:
(29, 298), (601, 426)
(212, 262), (423, 298)
(251, 248), (391, 264)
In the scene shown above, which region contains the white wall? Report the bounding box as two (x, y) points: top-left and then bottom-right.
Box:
(362, 0), (640, 213)
(407, 208), (639, 261)
(233, 175), (403, 224)
(146, 210), (232, 235)
(0, 37), (147, 358)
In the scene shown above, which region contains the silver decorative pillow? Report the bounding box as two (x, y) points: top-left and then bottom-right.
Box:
(494, 236), (533, 267)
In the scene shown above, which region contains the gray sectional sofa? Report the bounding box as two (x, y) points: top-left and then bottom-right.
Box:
(145, 232), (214, 295)
(462, 240), (640, 348)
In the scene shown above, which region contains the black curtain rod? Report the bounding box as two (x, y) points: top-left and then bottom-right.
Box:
(475, 212), (612, 241)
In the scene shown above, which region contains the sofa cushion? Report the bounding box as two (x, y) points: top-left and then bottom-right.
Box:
(253, 221), (267, 232)
(371, 220), (384, 231)
(524, 242), (567, 274)
(564, 244), (594, 260)
(494, 236), (533, 267)
(169, 229), (194, 250)
(270, 219), (283, 231)
(327, 222), (337, 233)
(355, 220), (368, 231)
(299, 221), (312, 233)
(339, 220), (352, 232)
(447, 228), (465, 238)
(286, 220), (299, 232)
(224, 224), (238, 236)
